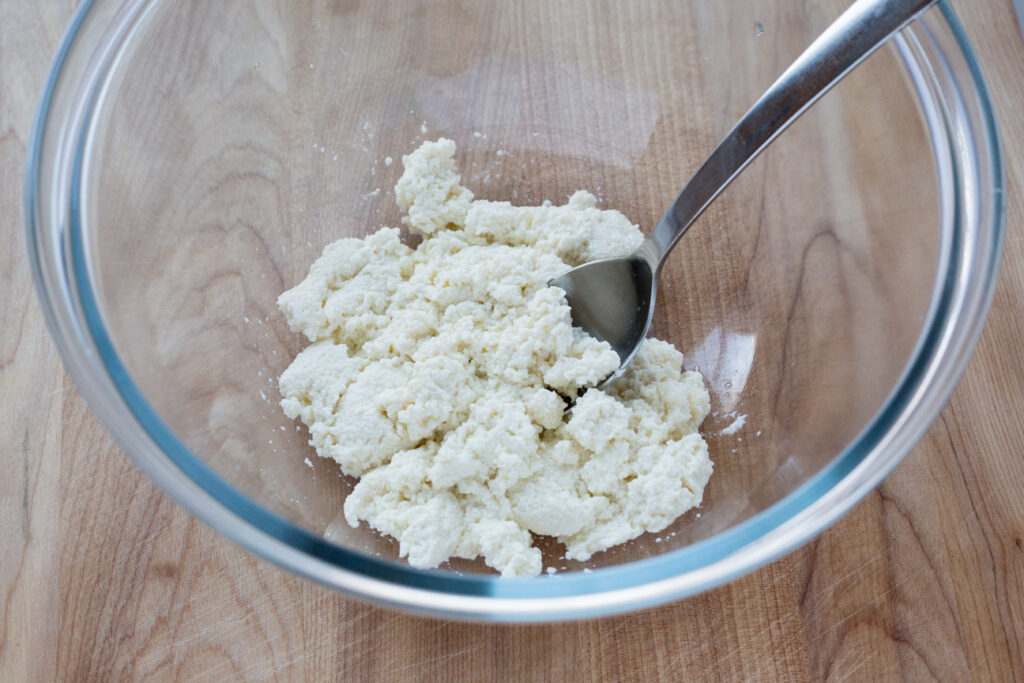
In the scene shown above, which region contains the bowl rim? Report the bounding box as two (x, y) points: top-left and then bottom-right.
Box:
(25, 0), (1004, 621)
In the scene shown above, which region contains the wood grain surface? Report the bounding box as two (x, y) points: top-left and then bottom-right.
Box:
(2, 1), (1024, 681)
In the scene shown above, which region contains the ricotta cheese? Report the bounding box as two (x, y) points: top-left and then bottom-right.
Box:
(278, 139), (712, 576)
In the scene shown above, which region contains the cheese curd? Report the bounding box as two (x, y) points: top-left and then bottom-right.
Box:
(278, 139), (711, 576)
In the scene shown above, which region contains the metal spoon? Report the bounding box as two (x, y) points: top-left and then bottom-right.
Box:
(550, 0), (936, 387)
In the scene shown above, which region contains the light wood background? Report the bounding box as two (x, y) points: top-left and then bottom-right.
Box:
(3, 1), (1024, 680)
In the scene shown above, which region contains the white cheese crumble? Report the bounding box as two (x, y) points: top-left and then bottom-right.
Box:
(719, 413), (747, 436)
(278, 138), (712, 576)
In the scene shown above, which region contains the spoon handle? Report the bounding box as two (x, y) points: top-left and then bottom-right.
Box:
(642, 0), (936, 268)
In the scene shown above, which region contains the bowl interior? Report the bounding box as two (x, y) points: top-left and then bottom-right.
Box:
(81, 0), (940, 573)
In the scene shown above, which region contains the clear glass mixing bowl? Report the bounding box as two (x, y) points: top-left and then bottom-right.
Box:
(26, 0), (1003, 620)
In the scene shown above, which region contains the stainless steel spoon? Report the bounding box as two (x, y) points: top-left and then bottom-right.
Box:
(550, 0), (936, 387)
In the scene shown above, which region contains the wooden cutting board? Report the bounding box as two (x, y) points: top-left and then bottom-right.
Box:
(2, 1), (1023, 679)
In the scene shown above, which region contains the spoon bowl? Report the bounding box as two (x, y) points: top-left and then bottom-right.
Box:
(550, 252), (656, 387)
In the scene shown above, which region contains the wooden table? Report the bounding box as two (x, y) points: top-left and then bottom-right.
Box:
(3, 1), (1023, 680)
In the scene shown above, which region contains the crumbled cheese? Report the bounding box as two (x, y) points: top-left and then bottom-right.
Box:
(278, 139), (712, 576)
(719, 412), (747, 436)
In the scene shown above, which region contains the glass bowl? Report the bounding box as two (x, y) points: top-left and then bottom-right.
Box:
(26, 0), (1003, 620)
